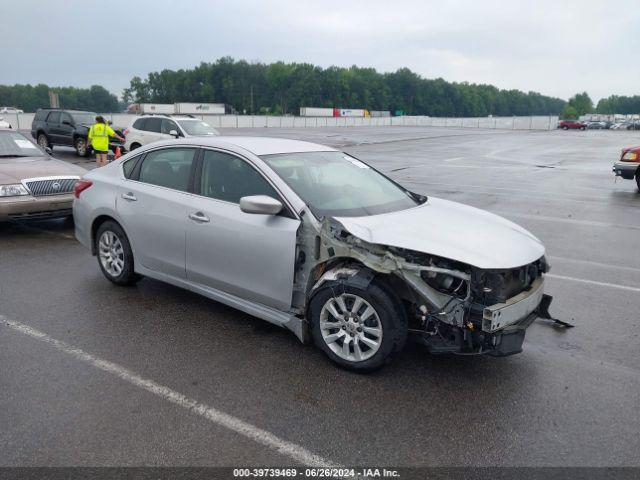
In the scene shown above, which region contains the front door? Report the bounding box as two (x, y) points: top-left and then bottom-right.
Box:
(117, 146), (198, 278)
(186, 149), (300, 311)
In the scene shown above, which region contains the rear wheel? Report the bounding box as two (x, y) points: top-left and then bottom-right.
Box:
(309, 280), (406, 371)
(37, 133), (50, 149)
(74, 137), (89, 157)
(95, 221), (140, 286)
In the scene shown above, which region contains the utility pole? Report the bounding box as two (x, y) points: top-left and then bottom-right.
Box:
(250, 85), (254, 115)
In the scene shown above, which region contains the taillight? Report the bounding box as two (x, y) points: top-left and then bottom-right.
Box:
(74, 180), (93, 198)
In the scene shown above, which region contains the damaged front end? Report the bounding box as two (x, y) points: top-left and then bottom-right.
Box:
(310, 219), (558, 357)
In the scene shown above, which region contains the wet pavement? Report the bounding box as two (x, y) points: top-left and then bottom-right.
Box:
(1, 126), (639, 467)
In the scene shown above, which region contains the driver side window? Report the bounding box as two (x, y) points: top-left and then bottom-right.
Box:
(199, 150), (279, 204)
(161, 119), (179, 135)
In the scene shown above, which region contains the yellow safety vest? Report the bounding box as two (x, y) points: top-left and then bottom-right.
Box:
(88, 123), (115, 151)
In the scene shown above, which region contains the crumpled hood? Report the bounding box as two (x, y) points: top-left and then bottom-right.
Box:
(334, 197), (545, 269)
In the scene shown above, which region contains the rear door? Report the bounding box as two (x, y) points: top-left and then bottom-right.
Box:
(117, 146), (198, 278)
(46, 111), (62, 144)
(185, 148), (300, 311)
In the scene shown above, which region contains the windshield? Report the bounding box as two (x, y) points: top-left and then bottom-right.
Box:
(177, 120), (218, 136)
(262, 151), (420, 217)
(71, 113), (97, 125)
(0, 131), (45, 159)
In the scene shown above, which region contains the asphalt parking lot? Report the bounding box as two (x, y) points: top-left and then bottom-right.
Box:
(1, 126), (639, 468)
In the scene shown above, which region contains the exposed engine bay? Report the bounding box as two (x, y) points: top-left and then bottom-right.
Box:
(292, 217), (565, 357)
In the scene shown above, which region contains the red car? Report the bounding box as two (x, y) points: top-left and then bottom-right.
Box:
(558, 120), (586, 130)
(613, 146), (640, 191)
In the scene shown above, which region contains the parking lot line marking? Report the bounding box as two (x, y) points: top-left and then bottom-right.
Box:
(549, 256), (640, 274)
(0, 316), (337, 468)
(494, 212), (640, 232)
(545, 274), (640, 293)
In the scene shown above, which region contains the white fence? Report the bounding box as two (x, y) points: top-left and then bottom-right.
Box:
(3, 112), (559, 131)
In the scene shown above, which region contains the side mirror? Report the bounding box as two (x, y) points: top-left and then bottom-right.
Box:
(169, 129), (180, 138)
(239, 195), (283, 215)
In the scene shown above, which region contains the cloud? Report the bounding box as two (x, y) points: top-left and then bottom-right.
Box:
(0, 0), (638, 101)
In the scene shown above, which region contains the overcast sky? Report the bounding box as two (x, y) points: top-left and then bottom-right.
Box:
(1, 0), (637, 101)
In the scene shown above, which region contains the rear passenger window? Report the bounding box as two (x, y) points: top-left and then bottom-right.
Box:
(122, 154), (142, 179)
(138, 148), (195, 191)
(46, 111), (61, 123)
(132, 118), (147, 130)
(199, 150), (279, 204)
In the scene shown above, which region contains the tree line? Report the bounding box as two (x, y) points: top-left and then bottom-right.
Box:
(0, 84), (119, 113)
(2, 58), (637, 118)
(596, 95), (640, 115)
(122, 57), (567, 117)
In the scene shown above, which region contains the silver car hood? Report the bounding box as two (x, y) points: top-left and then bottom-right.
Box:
(334, 197), (545, 269)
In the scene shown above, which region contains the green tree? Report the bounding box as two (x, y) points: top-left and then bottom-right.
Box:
(561, 105), (578, 119)
(120, 57), (567, 117)
(567, 92), (593, 116)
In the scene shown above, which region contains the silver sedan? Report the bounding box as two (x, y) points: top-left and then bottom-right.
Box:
(73, 136), (553, 370)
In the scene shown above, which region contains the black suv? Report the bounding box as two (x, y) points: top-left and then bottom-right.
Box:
(31, 109), (125, 157)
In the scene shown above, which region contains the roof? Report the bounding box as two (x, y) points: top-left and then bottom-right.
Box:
(191, 136), (337, 156)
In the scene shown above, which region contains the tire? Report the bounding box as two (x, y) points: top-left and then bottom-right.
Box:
(580, 126), (586, 131)
(129, 142), (141, 151)
(95, 221), (140, 286)
(309, 279), (406, 371)
(74, 137), (89, 157)
(562, 126), (568, 130)
(636, 172), (640, 192)
(37, 133), (50, 149)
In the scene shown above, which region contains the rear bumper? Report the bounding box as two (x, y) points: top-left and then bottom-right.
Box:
(613, 162), (639, 180)
(0, 194), (74, 221)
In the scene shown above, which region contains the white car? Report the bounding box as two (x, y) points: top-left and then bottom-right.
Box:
(0, 107), (24, 114)
(73, 136), (556, 371)
(124, 115), (219, 151)
(0, 117), (12, 129)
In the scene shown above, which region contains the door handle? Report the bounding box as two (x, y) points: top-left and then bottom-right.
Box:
(188, 211), (210, 223)
(121, 192), (137, 201)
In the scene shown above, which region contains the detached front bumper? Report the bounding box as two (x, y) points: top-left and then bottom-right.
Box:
(613, 161), (639, 180)
(0, 194), (74, 221)
(414, 276), (552, 357)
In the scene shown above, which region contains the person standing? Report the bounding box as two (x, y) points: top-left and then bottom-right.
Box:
(88, 116), (124, 167)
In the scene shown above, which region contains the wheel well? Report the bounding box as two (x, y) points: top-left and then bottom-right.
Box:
(130, 142), (141, 150)
(90, 215), (120, 254)
(307, 259), (412, 320)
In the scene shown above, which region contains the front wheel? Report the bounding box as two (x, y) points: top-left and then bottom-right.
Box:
(95, 221), (140, 286)
(309, 280), (406, 371)
(636, 172), (640, 192)
(74, 137), (89, 157)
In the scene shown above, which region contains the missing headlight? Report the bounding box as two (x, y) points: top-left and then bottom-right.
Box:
(420, 271), (468, 299)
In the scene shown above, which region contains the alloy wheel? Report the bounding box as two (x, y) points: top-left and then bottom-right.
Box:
(319, 293), (383, 362)
(98, 230), (125, 277)
(37, 134), (48, 148)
